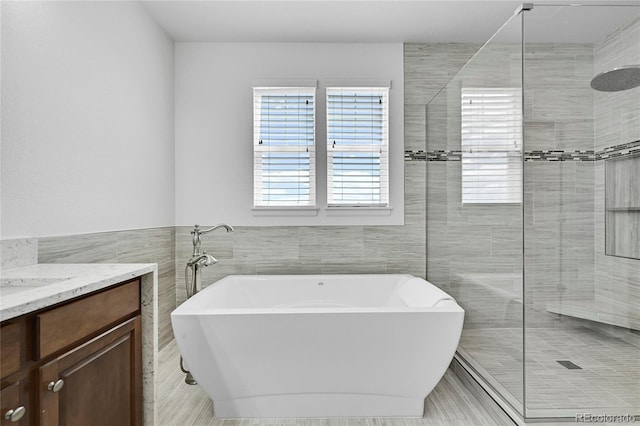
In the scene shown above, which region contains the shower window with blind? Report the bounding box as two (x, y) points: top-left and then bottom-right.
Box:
(253, 87), (316, 207)
(461, 88), (522, 204)
(326, 87), (389, 207)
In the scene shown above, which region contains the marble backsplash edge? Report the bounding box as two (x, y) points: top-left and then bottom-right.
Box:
(0, 237), (38, 270)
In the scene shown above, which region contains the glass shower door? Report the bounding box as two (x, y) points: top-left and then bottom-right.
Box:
(425, 9), (525, 416)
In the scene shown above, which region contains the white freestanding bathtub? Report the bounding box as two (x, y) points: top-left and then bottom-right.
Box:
(171, 274), (464, 418)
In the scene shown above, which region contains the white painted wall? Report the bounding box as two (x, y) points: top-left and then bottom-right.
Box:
(1, 1), (175, 238)
(175, 42), (404, 226)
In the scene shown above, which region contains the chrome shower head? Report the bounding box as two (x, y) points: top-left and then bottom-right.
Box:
(590, 65), (640, 92)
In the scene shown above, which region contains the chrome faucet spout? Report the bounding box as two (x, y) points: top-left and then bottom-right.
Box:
(200, 223), (235, 234)
(191, 223), (235, 256)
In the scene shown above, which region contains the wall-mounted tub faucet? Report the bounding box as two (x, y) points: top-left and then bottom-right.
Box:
(182, 223), (234, 385)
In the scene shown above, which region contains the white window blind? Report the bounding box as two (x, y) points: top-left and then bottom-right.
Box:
(461, 88), (522, 204)
(253, 87), (316, 207)
(326, 87), (389, 206)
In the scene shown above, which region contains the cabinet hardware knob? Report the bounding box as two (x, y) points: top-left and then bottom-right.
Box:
(4, 406), (26, 422)
(47, 379), (64, 393)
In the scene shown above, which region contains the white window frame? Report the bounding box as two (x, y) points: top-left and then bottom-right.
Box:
(461, 87), (522, 204)
(326, 87), (390, 208)
(253, 86), (317, 209)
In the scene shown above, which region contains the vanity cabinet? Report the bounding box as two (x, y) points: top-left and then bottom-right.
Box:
(0, 278), (142, 426)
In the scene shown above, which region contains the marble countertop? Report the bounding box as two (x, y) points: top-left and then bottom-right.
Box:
(0, 263), (156, 322)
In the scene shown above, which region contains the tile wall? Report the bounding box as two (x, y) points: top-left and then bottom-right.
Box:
(523, 42), (597, 328)
(593, 16), (640, 328)
(421, 40), (528, 329)
(174, 208), (428, 304)
(422, 16), (639, 331)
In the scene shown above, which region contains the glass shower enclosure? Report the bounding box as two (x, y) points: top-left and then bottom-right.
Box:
(426, 3), (640, 421)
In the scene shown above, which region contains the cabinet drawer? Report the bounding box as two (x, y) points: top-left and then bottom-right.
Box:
(37, 279), (140, 359)
(1, 322), (22, 379)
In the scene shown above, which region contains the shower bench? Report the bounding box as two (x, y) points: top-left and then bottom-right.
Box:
(546, 300), (640, 331)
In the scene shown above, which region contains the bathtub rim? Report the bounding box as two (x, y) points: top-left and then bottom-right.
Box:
(172, 273), (464, 316)
(172, 304), (464, 316)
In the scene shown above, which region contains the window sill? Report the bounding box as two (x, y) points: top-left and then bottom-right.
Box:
(461, 202), (522, 206)
(252, 206), (319, 217)
(325, 206), (393, 216)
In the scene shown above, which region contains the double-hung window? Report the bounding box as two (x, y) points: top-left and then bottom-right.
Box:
(253, 87), (316, 207)
(461, 88), (522, 204)
(326, 87), (389, 207)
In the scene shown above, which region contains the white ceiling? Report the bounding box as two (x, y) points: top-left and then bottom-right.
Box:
(142, 1), (522, 43)
(142, 1), (640, 44)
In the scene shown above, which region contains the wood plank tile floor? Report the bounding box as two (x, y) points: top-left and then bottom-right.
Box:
(157, 340), (516, 426)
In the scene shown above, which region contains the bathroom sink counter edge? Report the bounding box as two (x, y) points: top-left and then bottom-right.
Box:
(0, 263), (156, 321)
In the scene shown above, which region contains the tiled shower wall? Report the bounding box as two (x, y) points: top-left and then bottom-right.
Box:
(424, 17), (639, 331)
(423, 40), (599, 329)
(424, 41), (526, 330)
(523, 42), (597, 328)
(172, 43), (479, 305)
(593, 16), (640, 325)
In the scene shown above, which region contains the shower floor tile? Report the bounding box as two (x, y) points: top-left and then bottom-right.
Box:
(460, 326), (640, 417)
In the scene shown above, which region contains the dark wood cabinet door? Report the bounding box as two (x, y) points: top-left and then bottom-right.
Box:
(39, 316), (142, 426)
(1, 381), (29, 426)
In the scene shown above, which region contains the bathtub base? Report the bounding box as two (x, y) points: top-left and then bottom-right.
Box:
(213, 394), (424, 418)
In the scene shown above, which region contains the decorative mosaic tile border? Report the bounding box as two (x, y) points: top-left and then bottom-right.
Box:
(405, 140), (640, 162)
(404, 150), (462, 161)
(404, 150), (427, 161)
(525, 150), (596, 161)
(598, 140), (640, 160)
